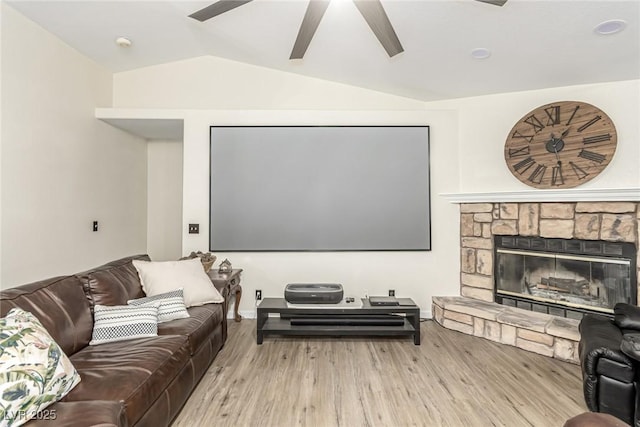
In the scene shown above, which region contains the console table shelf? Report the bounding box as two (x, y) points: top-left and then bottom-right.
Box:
(257, 298), (420, 345)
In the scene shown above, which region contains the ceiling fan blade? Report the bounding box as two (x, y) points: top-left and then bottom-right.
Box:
(189, 0), (253, 22)
(290, 0), (331, 59)
(352, 0), (403, 58)
(474, 0), (508, 6)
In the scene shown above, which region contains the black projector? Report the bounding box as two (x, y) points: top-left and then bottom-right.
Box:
(284, 283), (343, 304)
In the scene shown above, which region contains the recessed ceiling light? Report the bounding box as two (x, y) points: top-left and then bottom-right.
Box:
(471, 48), (491, 60)
(594, 19), (627, 35)
(115, 37), (132, 47)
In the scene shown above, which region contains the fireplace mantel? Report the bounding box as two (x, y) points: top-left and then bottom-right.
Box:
(440, 188), (640, 203)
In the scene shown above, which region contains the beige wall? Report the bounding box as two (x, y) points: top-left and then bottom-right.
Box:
(424, 80), (640, 192)
(147, 140), (183, 261)
(113, 57), (458, 317)
(0, 5), (148, 288)
(113, 55), (426, 110)
(179, 110), (459, 318)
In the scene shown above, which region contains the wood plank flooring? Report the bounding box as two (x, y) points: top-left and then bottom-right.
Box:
(173, 320), (586, 427)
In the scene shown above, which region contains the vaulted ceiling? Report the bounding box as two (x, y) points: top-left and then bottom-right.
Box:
(7, 0), (640, 101)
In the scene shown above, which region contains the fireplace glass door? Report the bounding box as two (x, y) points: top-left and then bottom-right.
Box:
(496, 249), (632, 313)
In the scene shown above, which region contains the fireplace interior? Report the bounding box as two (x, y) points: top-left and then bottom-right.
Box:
(494, 236), (637, 319)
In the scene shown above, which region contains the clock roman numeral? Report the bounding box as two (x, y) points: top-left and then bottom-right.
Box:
(551, 164), (564, 186)
(528, 164), (547, 184)
(511, 130), (534, 143)
(513, 156), (536, 174)
(524, 114), (545, 133)
(583, 134), (611, 144)
(566, 105), (580, 126)
(544, 106), (560, 126)
(508, 146), (530, 158)
(569, 161), (589, 180)
(578, 149), (606, 164)
(577, 115), (602, 132)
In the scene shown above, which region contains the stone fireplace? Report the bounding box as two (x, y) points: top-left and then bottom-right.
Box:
(459, 202), (639, 303)
(433, 200), (640, 363)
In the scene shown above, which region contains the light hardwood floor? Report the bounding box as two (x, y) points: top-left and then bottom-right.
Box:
(173, 320), (586, 427)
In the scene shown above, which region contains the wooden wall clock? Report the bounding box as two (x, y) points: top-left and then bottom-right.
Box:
(504, 101), (617, 189)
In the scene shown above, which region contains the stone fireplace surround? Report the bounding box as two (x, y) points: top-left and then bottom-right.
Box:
(433, 200), (640, 364)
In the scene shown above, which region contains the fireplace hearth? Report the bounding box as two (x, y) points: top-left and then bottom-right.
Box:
(494, 236), (637, 319)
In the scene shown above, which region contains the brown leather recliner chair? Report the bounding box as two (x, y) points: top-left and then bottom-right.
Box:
(579, 304), (640, 427)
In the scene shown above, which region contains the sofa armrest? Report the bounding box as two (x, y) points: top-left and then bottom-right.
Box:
(579, 314), (635, 412)
(578, 314), (633, 374)
(580, 314), (633, 370)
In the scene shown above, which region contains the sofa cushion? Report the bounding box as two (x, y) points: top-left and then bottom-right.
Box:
(80, 255), (150, 307)
(157, 304), (224, 355)
(65, 335), (190, 426)
(0, 276), (92, 356)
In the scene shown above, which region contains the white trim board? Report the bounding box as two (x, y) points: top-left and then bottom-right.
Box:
(440, 188), (640, 203)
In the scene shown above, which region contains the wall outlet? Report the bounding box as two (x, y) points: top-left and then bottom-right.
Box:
(388, 289), (395, 297)
(188, 224), (199, 234)
(255, 289), (262, 300)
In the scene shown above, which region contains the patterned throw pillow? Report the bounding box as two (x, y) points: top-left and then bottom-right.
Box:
(128, 288), (190, 323)
(0, 308), (81, 427)
(89, 304), (159, 346)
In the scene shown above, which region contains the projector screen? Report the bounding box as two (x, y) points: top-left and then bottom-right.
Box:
(209, 126), (430, 251)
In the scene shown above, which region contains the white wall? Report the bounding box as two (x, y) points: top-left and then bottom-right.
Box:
(113, 56), (427, 110)
(0, 5), (148, 288)
(180, 110), (459, 318)
(147, 140), (183, 261)
(114, 57), (459, 317)
(424, 80), (640, 192)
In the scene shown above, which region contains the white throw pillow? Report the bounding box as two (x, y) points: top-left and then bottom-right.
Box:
(0, 308), (81, 427)
(132, 258), (224, 307)
(89, 304), (159, 345)
(128, 288), (190, 323)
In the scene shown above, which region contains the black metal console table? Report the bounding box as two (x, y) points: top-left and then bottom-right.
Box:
(256, 298), (420, 345)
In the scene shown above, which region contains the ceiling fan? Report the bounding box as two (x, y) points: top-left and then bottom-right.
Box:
(189, 0), (508, 60)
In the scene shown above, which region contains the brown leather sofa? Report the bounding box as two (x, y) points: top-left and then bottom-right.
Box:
(0, 255), (228, 427)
